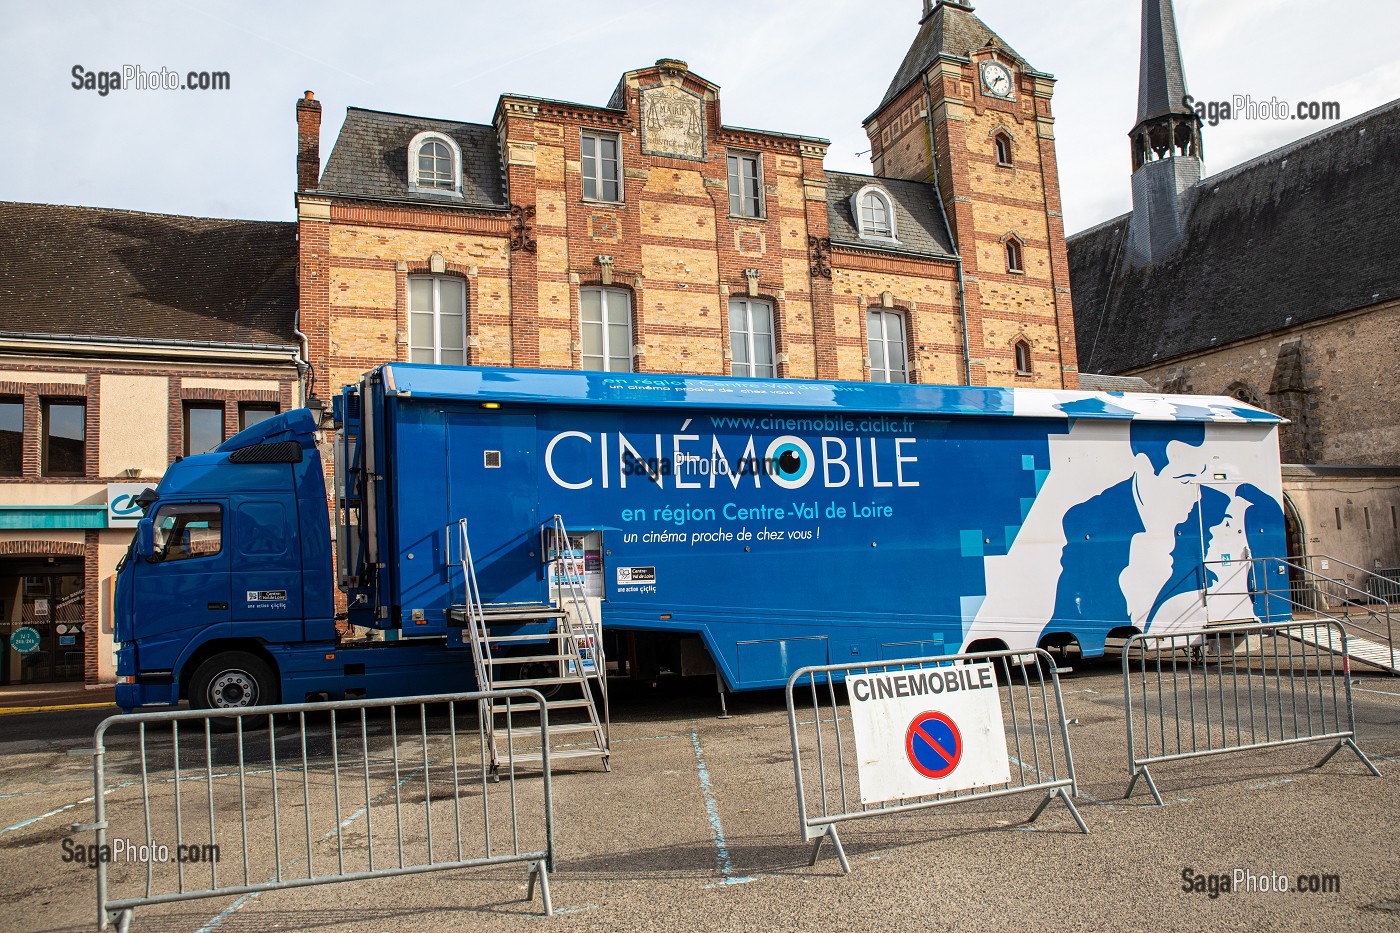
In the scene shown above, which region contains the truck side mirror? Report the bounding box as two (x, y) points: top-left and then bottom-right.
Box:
(136, 520), (157, 563)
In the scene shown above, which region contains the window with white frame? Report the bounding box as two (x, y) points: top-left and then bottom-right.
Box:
(853, 186), (896, 240)
(581, 288), (632, 372)
(408, 132), (461, 195)
(581, 132), (621, 202)
(867, 309), (908, 383)
(727, 152), (762, 217)
(729, 298), (776, 377)
(408, 276), (467, 364)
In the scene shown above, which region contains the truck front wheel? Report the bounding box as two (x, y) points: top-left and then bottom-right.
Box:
(190, 652), (278, 714)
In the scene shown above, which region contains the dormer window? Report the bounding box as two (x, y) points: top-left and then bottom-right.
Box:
(852, 185), (897, 242)
(408, 131), (463, 196)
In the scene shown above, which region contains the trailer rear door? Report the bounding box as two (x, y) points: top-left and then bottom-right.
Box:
(445, 412), (542, 603)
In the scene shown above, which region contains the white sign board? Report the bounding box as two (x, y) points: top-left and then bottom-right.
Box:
(107, 482), (152, 528)
(847, 663), (1012, 804)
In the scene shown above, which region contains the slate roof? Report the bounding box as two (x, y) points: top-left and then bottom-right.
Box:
(0, 202), (297, 348)
(1138, 0), (1195, 122)
(1068, 100), (1400, 375)
(318, 108), (508, 210)
(1076, 373), (1153, 393)
(825, 172), (956, 259)
(873, 1), (1035, 119)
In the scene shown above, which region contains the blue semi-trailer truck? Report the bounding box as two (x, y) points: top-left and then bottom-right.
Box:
(113, 364), (1289, 713)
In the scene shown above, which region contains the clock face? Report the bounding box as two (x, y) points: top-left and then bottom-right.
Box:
(981, 61), (1014, 99)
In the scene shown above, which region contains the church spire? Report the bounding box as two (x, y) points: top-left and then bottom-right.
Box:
(1126, 0), (1202, 264)
(1136, 0), (1193, 124)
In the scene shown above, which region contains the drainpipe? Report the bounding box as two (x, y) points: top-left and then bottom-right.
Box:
(923, 71), (973, 386)
(293, 305), (314, 409)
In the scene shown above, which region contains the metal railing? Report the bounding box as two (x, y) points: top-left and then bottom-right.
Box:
(447, 518), (493, 696)
(1122, 620), (1381, 805)
(544, 513), (610, 745)
(785, 648), (1086, 874)
(74, 689), (556, 931)
(1197, 555), (1395, 672)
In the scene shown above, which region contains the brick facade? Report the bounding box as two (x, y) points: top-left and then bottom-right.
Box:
(0, 355), (298, 684)
(866, 54), (1079, 389)
(298, 47), (1078, 395)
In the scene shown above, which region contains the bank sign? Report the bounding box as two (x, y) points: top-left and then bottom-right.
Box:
(107, 483), (153, 528)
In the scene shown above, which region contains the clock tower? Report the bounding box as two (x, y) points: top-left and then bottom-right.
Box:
(863, 0), (1079, 388)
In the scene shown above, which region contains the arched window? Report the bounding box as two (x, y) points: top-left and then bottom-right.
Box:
(1014, 339), (1032, 375)
(852, 185), (897, 241)
(408, 131), (462, 195)
(418, 140), (453, 188)
(1005, 235), (1024, 273)
(994, 131), (1013, 166)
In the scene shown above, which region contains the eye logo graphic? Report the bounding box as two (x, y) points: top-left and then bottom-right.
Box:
(764, 436), (815, 489)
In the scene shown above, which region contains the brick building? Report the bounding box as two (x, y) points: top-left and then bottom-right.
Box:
(1067, 0), (1400, 571)
(0, 203), (301, 685)
(295, 1), (1080, 402)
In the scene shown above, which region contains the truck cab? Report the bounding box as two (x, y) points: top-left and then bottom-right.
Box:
(113, 410), (337, 711)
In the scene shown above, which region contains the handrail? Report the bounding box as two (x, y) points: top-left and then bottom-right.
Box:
(450, 518), (497, 766)
(544, 514), (610, 747)
(1231, 555), (1396, 671)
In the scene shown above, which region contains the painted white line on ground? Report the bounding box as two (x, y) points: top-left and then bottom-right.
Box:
(689, 729), (755, 888)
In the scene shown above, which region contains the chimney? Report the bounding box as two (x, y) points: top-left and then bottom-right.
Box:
(296, 90), (322, 192)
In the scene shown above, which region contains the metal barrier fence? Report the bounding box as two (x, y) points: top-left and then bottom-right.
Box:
(1122, 620), (1381, 805)
(75, 689), (555, 931)
(786, 648), (1086, 874)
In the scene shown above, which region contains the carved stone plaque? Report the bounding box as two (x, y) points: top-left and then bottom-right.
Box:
(641, 85), (705, 161)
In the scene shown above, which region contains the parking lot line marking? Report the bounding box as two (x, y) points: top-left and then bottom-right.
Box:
(1351, 686), (1400, 699)
(196, 762), (431, 932)
(689, 730), (755, 888)
(0, 702), (114, 715)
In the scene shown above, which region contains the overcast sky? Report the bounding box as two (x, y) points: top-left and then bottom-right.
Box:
(3, 0), (1396, 234)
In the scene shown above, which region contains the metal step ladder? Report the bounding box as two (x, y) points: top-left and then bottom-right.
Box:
(449, 518), (611, 772)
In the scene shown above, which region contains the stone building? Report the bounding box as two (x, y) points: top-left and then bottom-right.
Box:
(0, 203), (301, 685)
(1067, 0), (1400, 572)
(294, 0), (1081, 402)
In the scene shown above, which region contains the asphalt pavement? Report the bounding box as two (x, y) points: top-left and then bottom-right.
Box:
(1, 658), (1397, 932)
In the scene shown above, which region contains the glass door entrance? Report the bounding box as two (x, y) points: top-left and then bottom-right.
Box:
(1, 558), (86, 684)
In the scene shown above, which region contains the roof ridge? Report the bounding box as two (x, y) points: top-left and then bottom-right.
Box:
(825, 169), (934, 185)
(346, 105), (495, 130)
(1067, 209), (1131, 241)
(1199, 97), (1400, 189)
(0, 200), (291, 226)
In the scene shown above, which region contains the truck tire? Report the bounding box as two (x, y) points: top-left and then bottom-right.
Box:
(190, 652), (278, 715)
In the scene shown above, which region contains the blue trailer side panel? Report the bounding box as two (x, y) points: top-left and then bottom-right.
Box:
(352, 365), (1288, 690)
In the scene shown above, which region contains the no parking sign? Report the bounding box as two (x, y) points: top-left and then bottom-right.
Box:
(847, 663), (1012, 804)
